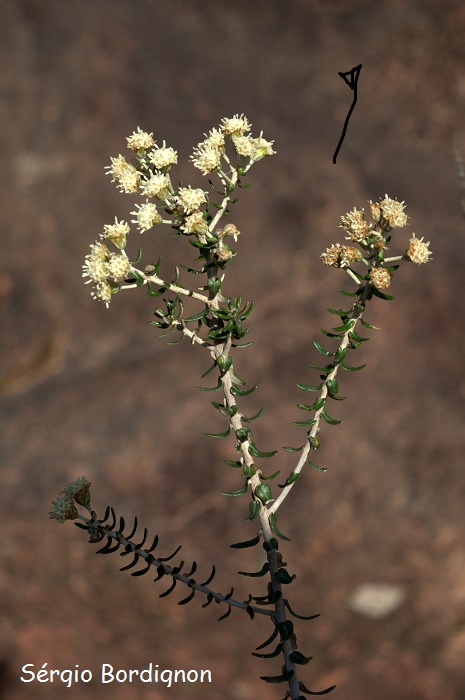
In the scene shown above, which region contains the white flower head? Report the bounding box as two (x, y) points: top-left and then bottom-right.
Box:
(131, 202), (163, 232)
(379, 195), (408, 228)
(220, 114), (252, 137)
(406, 234), (432, 264)
(250, 133), (276, 162)
(141, 173), (170, 199)
(126, 127), (155, 151)
(82, 241), (110, 284)
(181, 211), (209, 235)
(232, 135), (254, 158)
(148, 142), (178, 171)
(101, 217), (130, 250)
(191, 145), (222, 175)
(105, 155), (141, 193)
(106, 252), (131, 282)
(176, 186), (207, 214)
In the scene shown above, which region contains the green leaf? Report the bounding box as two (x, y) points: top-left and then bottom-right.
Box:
(283, 470), (300, 486)
(327, 307), (351, 316)
(319, 328), (344, 339)
(289, 651), (312, 665)
(331, 320), (355, 332)
(349, 330), (369, 342)
(292, 418), (316, 427)
(221, 483), (248, 497)
(258, 469), (280, 481)
(254, 483), (273, 504)
(297, 397), (325, 411)
(320, 410), (342, 425)
(251, 643), (282, 659)
(298, 680), (337, 695)
(308, 460), (328, 473)
(200, 362), (216, 378)
(230, 534), (261, 549)
(277, 620), (294, 641)
(241, 407), (265, 422)
(231, 341), (254, 348)
(246, 500), (262, 521)
(224, 459), (242, 468)
(184, 306), (209, 322)
(284, 598), (320, 620)
(269, 512), (291, 541)
(313, 341), (333, 357)
(360, 317), (380, 330)
(197, 379), (222, 391)
(238, 562), (270, 577)
(335, 346), (347, 362)
(371, 286), (394, 300)
(204, 427), (231, 438)
(296, 382), (323, 392)
(274, 568), (295, 584)
(338, 288), (358, 297)
(341, 361), (366, 372)
(281, 445), (305, 452)
(230, 384), (257, 397)
(248, 442), (278, 458)
(255, 626), (279, 651)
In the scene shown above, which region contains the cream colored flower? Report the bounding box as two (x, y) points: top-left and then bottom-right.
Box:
(220, 114), (252, 136)
(379, 195), (408, 228)
(370, 267), (393, 290)
(140, 173), (170, 199)
(126, 127), (154, 151)
(148, 144), (178, 170)
(339, 208), (371, 241)
(131, 202), (162, 232)
(105, 156), (141, 193)
(191, 145), (222, 175)
(83, 242), (110, 284)
(101, 218), (130, 250)
(107, 253), (131, 282)
(176, 186), (207, 214)
(320, 243), (361, 268)
(250, 134), (276, 162)
(232, 135), (254, 157)
(181, 211), (209, 235)
(406, 234), (432, 264)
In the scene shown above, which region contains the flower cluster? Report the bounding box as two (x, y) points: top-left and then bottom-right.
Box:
(50, 477), (91, 523)
(322, 195), (432, 291)
(84, 117), (275, 306)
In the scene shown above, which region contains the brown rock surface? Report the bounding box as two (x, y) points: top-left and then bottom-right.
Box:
(1, 1), (464, 698)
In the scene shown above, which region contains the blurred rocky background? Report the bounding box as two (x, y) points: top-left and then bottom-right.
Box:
(1, 0), (465, 698)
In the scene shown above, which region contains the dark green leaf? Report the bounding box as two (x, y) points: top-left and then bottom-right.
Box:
(221, 482), (248, 497)
(246, 500), (262, 521)
(284, 598), (320, 620)
(281, 445), (305, 452)
(320, 410), (342, 425)
(204, 427), (231, 438)
(248, 442), (278, 458)
(238, 562), (270, 577)
(230, 534), (261, 549)
(308, 460), (328, 473)
(296, 382), (323, 392)
(242, 407), (265, 422)
(313, 341), (333, 357)
(289, 651), (313, 665)
(341, 361), (366, 372)
(371, 286), (394, 300)
(269, 512), (291, 541)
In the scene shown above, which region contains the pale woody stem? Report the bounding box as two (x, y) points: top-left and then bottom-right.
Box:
(268, 282), (372, 516)
(121, 268), (212, 306)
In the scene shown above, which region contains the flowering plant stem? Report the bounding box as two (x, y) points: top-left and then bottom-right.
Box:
(51, 116), (431, 699)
